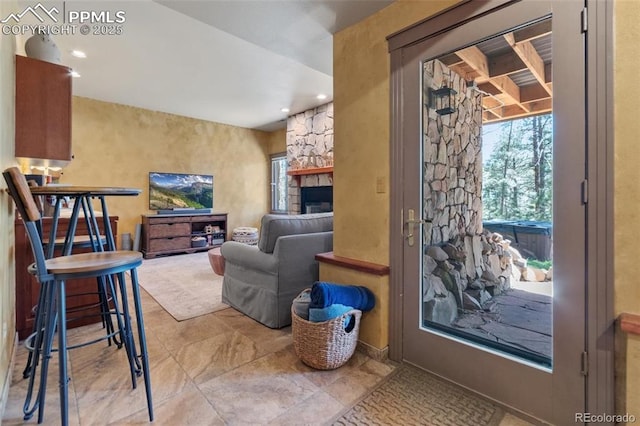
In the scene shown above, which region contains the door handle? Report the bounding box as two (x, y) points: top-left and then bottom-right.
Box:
(404, 208), (428, 247)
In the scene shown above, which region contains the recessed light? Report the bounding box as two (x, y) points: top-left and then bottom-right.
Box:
(71, 50), (86, 58)
(71, 70), (81, 78)
(281, 108), (290, 113)
(317, 94), (327, 100)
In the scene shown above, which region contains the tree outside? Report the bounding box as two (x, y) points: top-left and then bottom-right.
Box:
(482, 114), (553, 222)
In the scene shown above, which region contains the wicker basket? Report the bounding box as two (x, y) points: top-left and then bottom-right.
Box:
(291, 305), (362, 370)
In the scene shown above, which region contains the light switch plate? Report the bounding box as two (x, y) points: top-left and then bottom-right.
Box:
(376, 176), (386, 193)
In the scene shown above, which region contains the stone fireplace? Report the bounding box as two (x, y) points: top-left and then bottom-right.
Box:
(288, 172), (333, 214)
(300, 186), (333, 214)
(286, 102), (334, 214)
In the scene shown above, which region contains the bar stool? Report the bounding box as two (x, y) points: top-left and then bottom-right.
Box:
(3, 167), (153, 425)
(22, 181), (119, 381)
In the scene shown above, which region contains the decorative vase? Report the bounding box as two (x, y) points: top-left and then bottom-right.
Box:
(25, 29), (61, 64)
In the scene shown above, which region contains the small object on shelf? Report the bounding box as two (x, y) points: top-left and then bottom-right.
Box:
(191, 236), (207, 248)
(212, 232), (225, 245)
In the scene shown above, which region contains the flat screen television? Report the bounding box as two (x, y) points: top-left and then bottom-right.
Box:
(149, 172), (213, 211)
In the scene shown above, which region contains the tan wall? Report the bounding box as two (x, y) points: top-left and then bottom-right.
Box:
(267, 128), (286, 155)
(614, 0), (640, 415)
(330, 0), (459, 349)
(61, 97), (273, 240)
(0, 0), (17, 414)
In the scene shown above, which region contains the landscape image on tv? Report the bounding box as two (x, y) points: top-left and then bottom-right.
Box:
(149, 172), (213, 210)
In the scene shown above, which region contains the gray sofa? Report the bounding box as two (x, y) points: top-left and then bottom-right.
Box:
(220, 212), (333, 328)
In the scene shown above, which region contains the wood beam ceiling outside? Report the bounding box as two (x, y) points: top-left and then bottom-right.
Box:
(445, 19), (552, 124)
(503, 32), (552, 96)
(456, 46), (531, 116)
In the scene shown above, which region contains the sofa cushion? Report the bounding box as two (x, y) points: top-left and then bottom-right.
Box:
(258, 212), (333, 254)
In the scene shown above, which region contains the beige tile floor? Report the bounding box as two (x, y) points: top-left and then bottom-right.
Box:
(2, 288), (533, 425)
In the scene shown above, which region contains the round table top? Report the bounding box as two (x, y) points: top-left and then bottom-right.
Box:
(30, 186), (141, 196)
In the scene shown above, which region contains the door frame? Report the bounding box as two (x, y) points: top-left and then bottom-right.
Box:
(387, 0), (614, 417)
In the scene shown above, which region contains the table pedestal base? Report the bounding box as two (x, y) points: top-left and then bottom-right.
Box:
(208, 247), (225, 276)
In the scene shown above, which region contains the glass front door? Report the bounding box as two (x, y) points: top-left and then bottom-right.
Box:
(394, 1), (587, 422)
(421, 18), (553, 368)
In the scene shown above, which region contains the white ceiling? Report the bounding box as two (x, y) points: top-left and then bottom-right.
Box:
(15, 0), (393, 131)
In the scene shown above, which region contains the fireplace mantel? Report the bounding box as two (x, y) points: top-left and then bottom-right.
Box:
(287, 166), (333, 185)
(287, 166), (333, 176)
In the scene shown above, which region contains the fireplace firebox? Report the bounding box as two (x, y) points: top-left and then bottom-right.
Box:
(300, 186), (333, 214)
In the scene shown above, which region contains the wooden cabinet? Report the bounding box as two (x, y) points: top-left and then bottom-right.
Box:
(15, 55), (72, 164)
(14, 216), (118, 340)
(141, 213), (227, 259)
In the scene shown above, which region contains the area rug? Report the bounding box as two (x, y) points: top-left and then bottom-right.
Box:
(333, 364), (505, 426)
(135, 251), (228, 321)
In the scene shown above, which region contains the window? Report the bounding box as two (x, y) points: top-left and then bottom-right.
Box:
(270, 153), (288, 213)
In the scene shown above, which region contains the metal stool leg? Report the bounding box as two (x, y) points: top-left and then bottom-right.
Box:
(22, 280), (54, 421)
(110, 272), (138, 387)
(57, 280), (69, 426)
(116, 272), (142, 375)
(130, 268), (154, 421)
(35, 283), (58, 424)
(22, 277), (48, 379)
(97, 274), (122, 348)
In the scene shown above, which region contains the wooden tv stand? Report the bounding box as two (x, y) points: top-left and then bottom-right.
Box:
(141, 212), (228, 259)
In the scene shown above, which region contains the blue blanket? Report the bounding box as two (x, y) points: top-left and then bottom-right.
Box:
(310, 282), (375, 312)
(309, 304), (353, 322)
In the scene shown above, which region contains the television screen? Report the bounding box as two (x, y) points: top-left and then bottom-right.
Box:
(149, 172), (213, 210)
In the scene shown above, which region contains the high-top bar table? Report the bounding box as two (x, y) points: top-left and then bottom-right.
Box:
(29, 186), (141, 256)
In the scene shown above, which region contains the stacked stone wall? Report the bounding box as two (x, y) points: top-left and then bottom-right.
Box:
(286, 102), (334, 170)
(423, 60), (483, 245)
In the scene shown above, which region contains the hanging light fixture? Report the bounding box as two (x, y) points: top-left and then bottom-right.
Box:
(430, 83), (457, 115)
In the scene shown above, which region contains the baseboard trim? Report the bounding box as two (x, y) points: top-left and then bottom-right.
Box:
(0, 332), (18, 420)
(356, 340), (388, 362)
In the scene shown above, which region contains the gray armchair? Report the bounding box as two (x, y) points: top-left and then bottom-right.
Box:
(220, 213), (333, 328)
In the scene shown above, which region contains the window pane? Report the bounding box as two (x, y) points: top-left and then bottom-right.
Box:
(271, 155), (288, 212)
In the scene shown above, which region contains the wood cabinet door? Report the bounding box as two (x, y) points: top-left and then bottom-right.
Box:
(15, 55), (72, 162)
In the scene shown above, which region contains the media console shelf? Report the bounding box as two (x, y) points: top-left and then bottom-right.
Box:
(141, 212), (228, 259)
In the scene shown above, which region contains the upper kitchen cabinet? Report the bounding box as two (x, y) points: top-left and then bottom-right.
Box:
(15, 55), (72, 166)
